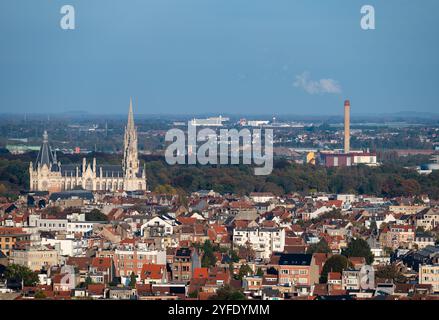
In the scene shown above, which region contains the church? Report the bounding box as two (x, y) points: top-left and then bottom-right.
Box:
(29, 99), (147, 192)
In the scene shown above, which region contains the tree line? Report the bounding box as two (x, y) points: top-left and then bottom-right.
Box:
(1, 152), (439, 199)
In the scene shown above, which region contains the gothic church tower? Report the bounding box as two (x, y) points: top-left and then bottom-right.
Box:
(123, 98), (147, 191)
(30, 99), (147, 192)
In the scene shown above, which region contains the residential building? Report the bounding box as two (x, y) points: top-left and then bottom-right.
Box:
(0, 227), (30, 256)
(172, 247), (201, 283)
(233, 227), (285, 260)
(10, 245), (59, 271)
(273, 253), (319, 287)
(419, 264), (439, 293)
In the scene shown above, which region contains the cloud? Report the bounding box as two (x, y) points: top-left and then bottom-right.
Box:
(293, 72), (342, 95)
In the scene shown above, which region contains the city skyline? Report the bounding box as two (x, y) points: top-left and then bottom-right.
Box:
(2, 0), (439, 308)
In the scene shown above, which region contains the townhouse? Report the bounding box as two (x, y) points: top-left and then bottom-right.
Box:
(271, 253), (319, 288)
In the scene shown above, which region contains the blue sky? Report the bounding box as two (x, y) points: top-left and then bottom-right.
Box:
(0, 0), (438, 115)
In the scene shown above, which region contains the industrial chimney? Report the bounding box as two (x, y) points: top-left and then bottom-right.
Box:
(344, 100), (350, 154)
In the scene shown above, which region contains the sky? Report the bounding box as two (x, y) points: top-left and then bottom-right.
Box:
(0, 0), (438, 115)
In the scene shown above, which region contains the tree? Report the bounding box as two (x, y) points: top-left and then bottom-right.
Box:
(237, 264), (253, 280)
(86, 209), (108, 222)
(320, 255), (352, 283)
(383, 247), (394, 256)
(229, 249), (239, 263)
(209, 285), (246, 300)
(85, 275), (93, 287)
(306, 239), (331, 254)
(34, 290), (47, 299)
(201, 240), (217, 268)
(188, 290), (199, 298)
(343, 238), (374, 265)
(375, 264), (405, 283)
(153, 184), (177, 195)
(0, 183), (7, 195)
(129, 272), (137, 288)
(256, 267), (264, 277)
(4, 264), (38, 287)
(238, 243), (256, 261)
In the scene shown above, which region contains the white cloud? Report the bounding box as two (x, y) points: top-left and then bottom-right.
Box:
(293, 72), (342, 95)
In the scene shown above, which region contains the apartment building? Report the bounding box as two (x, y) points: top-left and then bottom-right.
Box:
(172, 247), (200, 283)
(389, 205), (426, 215)
(273, 253), (319, 286)
(233, 227), (285, 260)
(419, 264), (439, 293)
(32, 218), (68, 232)
(342, 269), (361, 290)
(380, 225), (415, 250)
(113, 243), (166, 279)
(0, 227), (30, 256)
(41, 235), (89, 256)
(140, 215), (179, 238)
(416, 208), (439, 231)
(67, 221), (96, 235)
(10, 245), (59, 271)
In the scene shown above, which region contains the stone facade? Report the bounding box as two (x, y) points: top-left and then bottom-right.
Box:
(29, 99), (147, 192)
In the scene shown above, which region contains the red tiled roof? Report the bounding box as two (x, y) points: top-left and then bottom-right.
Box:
(234, 220), (250, 228)
(140, 263), (166, 280)
(177, 217), (198, 225)
(198, 292), (216, 300)
(229, 201), (254, 209)
(285, 237), (305, 246)
(349, 257), (366, 266)
(66, 257), (92, 270)
(87, 284), (105, 295)
(211, 224), (227, 235)
(328, 272), (342, 280)
(91, 257), (112, 269)
(0, 227), (26, 235)
(120, 238), (136, 245)
(193, 268), (209, 279)
(324, 200), (343, 208)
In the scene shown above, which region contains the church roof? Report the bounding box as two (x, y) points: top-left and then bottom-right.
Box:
(35, 131), (56, 168)
(49, 190), (94, 202)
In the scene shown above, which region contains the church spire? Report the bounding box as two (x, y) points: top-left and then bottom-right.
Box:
(127, 97), (135, 131)
(123, 98), (139, 179)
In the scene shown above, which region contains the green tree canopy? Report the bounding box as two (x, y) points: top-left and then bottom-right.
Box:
(209, 285), (246, 300)
(320, 255), (353, 283)
(306, 238), (331, 254)
(129, 272), (137, 288)
(85, 275), (93, 287)
(375, 264), (406, 283)
(86, 209), (108, 222)
(34, 290), (47, 299)
(4, 264), (38, 286)
(200, 240), (217, 268)
(153, 184), (177, 195)
(343, 238), (374, 265)
(237, 264), (253, 280)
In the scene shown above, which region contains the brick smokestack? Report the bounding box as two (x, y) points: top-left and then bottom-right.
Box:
(344, 100), (350, 154)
